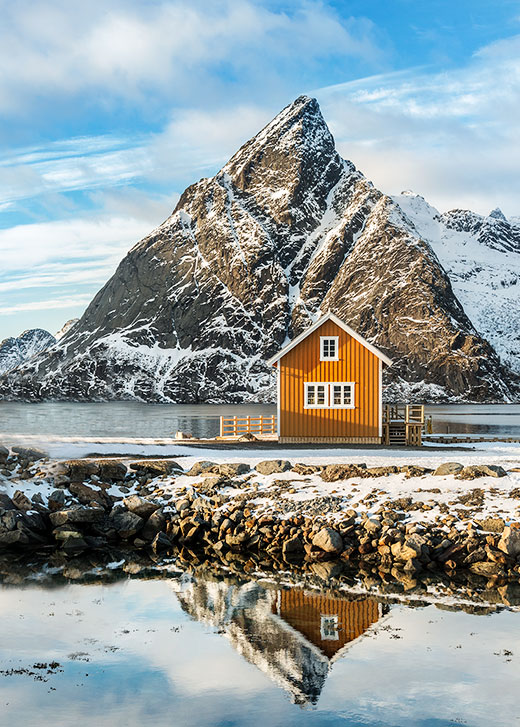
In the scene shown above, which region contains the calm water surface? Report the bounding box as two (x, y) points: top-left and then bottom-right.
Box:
(1, 571), (519, 727)
(1, 402), (519, 439)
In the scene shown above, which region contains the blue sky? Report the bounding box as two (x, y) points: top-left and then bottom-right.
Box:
(1, 0), (519, 339)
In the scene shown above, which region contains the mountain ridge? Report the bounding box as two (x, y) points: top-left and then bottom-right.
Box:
(0, 95), (518, 403)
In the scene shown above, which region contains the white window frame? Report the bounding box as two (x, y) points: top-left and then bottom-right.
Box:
(329, 382), (355, 409)
(320, 614), (339, 640)
(304, 382), (329, 409)
(304, 382), (355, 409)
(320, 336), (339, 361)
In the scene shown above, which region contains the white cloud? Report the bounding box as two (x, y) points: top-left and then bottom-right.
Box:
(0, 0), (384, 113)
(315, 35), (520, 216)
(0, 294), (93, 315)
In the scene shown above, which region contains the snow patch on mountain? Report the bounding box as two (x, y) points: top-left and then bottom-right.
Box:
(394, 192), (520, 374)
(0, 329), (56, 375)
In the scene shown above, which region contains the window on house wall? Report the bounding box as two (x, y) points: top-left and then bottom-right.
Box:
(320, 614), (339, 640)
(305, 383), (328, 408)
(304, 382), (355, 409)
(320, 336), (339, 361)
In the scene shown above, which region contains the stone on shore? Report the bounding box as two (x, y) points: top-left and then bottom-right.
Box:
(458, 464), (507, 479)
(186, 461), (217, 477)
(111, 511), (144, 539)
(123, 495), (160, 519)
(255, 460), (292, 475)
(11, 446), (47, 462)
(49, 507), (105, 527)
(433, 462), (463, 476)
(218, 462), (250, 477)
(497, 526), (520, 557)
(312, 527), (343, 554)
(282, 536), (304, 556)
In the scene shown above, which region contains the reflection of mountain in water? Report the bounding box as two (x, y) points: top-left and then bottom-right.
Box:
(175, 577), (382, 706)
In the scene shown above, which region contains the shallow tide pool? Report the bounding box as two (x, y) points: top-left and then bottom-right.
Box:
(1, 572), (519, 727)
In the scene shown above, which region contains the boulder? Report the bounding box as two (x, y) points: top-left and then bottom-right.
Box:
(255, 460), (292, 475)
(151, 532), (171, 553)
(69, 482), (112, 509)
(291, 463), (323, 475)
(96, 460), (127, 481)
(0, 445), (9, 462)
(433, 462), (463, 476)
(11, 446), (47, 462)
(128, 459), (183, 477)
(111, 511), (144, 539)
(458, 464), (507, 479)
(49, 507), (105, 527)
(0, 493), (16, 511)
(141, 509), (167, 540)
(498, 526), (520, 557)
(61, 460), (99, 481)
(123, 495), (160, 519)
(12, 490), (33, 512)
(48, 489), (66, 511)
(218, 462), (250, 477)
(475, 517), (505, 533)
(282, 536), (304, 556)
(320, 464), (367, 482)
(0, 530), (31, 546)
(186, 461), (217, 477)
(391, 534), (426, 561)
(312, 527), (343, 554)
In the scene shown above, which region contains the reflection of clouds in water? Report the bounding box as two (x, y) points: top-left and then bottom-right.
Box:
(0, 577), (519, 726)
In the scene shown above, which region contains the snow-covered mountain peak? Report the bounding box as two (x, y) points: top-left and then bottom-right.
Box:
(0, 328), (55, 375)
(0, 95), (517, 403)
(489, 207), (507, 221)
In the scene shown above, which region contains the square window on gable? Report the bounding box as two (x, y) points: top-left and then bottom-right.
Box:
(320, 336), (339, 361)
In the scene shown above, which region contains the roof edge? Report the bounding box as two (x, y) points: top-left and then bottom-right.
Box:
(266, 312), (393, 367)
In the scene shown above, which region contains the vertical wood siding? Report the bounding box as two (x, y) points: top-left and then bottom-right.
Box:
(279, 320), (380, 439)
(273, 590), (380, 659)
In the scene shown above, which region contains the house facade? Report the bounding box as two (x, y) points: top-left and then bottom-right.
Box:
(267, 312), (392, 443)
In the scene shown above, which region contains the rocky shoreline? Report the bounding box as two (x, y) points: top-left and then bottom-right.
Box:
(1, 445), (520, 586)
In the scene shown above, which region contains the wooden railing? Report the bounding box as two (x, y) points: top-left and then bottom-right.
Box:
(382, 404), (424, 425)
(220, 414), (277, 438)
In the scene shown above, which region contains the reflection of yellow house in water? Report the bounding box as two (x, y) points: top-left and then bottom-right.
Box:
(272, 589), (381, 661)
(176, 578), (385, 706)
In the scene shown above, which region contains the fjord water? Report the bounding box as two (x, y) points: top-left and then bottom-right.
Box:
(1, 401), (520, 441)
(0, 572), (518, 727)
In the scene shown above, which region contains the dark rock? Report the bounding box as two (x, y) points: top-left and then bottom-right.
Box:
(111, 511), (144, 539)
(0, 493), (15, 510)
(186, 461), (217, 477)
(49, 507), (105, 526)
(48, 489), (66, 511)
(69, 482), (112, 509)
(282, 536), (304, 556)
(141, 509), (167, 540)
(96, 460), (127, 481)
(255, 460), (292, 475)
(11, 446), (47, 462)
(151, 532), (171, 553)
(0, 445), (9, 462)
(128, 459), (183, 477)
(61, 460), (99, 481)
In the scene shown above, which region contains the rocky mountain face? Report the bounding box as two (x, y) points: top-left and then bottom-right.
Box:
(0, 329), (55, 376)
(55, 318), (79, 341)
(0, 96), (518, 402)
(395, 192), (520, 377)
